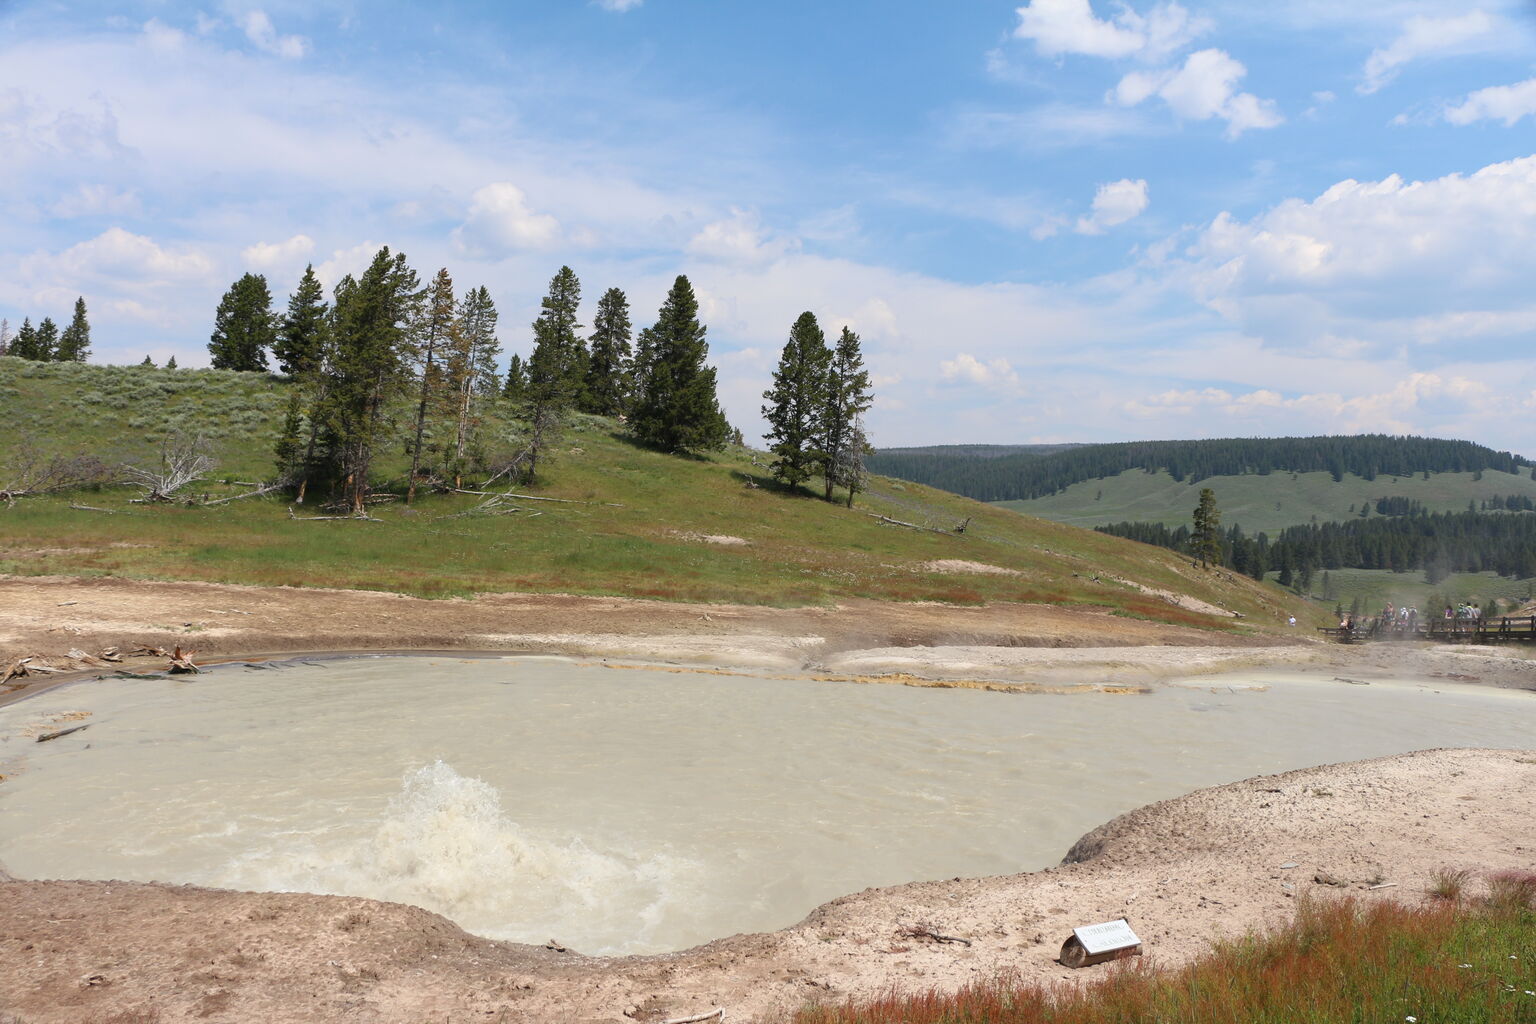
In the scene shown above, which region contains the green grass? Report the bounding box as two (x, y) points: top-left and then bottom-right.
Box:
(0, 357), (1318, 629)
(999, 467), (1536, 536)
(796, 883), (1536, 1024)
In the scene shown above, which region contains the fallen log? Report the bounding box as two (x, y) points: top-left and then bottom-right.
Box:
(450, 488), (621, 506)
(201, 481), (285, 506)
(37, 724), (90, 743)
(168, 645), (199, 674)
(2, 657), (34, 684)
(661, 1010), (725, 1024)
(130, 644), (170, 658)
(286, 507), (382, 522)
(867, 513), (958, 537)
(68, 503), (124, 515)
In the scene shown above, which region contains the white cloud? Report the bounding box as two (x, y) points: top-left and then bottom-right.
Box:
(240, 10), (310, 60)
(1076, 178), (1149, 234)
(450, 183), (561, 259)
(939, 353), (1022, 389)
(1359, 11), (1496, 94)
(312, 241), (383, 291)
(686, 209), (795, 266)
(242, 234), (315, 271)
(594, 0), (643, 10)
(1012, 0), (1208, 62)
(50, 184), (141, 218)
(141, 19), (187, 54)
(1445, 77), (1536, 125)
(1115, 49), (1282, 137)
(28, 227), (214, 286)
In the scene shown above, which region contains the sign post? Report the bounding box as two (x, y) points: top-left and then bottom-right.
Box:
(1059, 918), (1141, 968)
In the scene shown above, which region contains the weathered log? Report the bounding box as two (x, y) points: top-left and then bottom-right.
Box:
(130, 645), (170, 658)
(867, 513), (957, 537)
(37, 724), (90, 743)
(201, 481), (285, 506)
(287, 506), (382, 522)
(168, 645), (199, 674)
(660, 1009), (725, 1024)
(1, 657), (33, 684)
(68, 503), (124, 515)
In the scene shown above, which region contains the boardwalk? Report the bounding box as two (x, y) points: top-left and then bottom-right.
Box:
(1320, 615), (1536, 644)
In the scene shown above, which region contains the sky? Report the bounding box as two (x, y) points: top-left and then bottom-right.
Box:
(3, 1), (1535, 454)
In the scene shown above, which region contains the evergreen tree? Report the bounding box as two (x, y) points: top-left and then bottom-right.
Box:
(406, 268), (456, 503)
(526, 266), (584, 411)
(273, 265), (329, 376)
(141, 355), (154, 367)
(34, 318), (59, 362)
(583, 287), (633, 416)
(503, 353), (528, 404)
(315, 248), (421, 514)
(822, 326), (873, 501)
(830, 417), (873, 508)
(166, 355), (178, 369)
(55, 297), (91, 362)
(208, 273), (276, 371)
(1191, 487), (1222, 567)
(762, 311), (831, 487)
(446, 285), (501, 477)
(631, 276), (729, 454)
(274, 390), (306, 482)
(10, 318), (40, 360)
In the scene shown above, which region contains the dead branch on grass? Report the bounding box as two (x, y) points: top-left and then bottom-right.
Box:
(867, 513), (960, 537)
(287, 506), (382, 523)
(1, 437), (113, 507)
(124, 434), (216, 502)
(200, 480), (287, 506)
(897, 923), (972, 946)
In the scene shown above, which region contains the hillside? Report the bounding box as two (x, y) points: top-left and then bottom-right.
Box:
(999, 467), (1536, 535)
(0, 357), (1304, 630)
(873, 435), (1532, 505)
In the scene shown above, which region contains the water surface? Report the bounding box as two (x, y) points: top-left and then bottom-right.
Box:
(0, 656), (1531, 954)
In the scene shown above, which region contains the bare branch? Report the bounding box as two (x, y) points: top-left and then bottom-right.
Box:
(123, 434), (217, 502)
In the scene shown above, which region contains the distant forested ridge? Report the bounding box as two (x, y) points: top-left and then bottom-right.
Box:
(868, 435), (1531, 503)
(1097, 509), (1536, 581)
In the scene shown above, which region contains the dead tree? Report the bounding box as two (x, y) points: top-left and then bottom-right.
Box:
(0, 436), (113, 506)
(124, 434), (216, 502)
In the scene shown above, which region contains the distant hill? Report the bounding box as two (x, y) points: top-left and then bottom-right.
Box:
(871, 443), (1082, 463)
(870, 435), (1532, 505)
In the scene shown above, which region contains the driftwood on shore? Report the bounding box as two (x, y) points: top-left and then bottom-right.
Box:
(660, 1010), (725, 1024)
(36, 724), (90, 744)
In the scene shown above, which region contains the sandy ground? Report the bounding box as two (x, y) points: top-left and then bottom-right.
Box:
(2, 576), (1535, 1022)
(1, 748), (1533, 1023)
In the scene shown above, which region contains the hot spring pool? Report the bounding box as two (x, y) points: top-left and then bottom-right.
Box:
(0, 655), (1532, 954)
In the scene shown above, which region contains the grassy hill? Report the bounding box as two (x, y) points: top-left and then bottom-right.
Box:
(999, 467), (1536, 536)
(0, 356), (1305, 630)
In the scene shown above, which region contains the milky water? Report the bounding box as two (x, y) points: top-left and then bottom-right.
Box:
(1, 656), (1533, 955)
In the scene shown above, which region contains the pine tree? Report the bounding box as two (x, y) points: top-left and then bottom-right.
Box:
(631, 275), (729, 454)
(10, 318), (39, 360)
(315, 248), (422, 514)
(503, 353), (528, 404)
(1191, 487), (1222, 568)
(583, 287), (633, 416)
(830, 417), (873, 508)
(34, 318), (59, 361)
(55, 297), (91, 362)
(447, 285), (500, 477)
(762, 311), (832, 487)
(274, 390), (306, 482)
(526, 266), (584, 411)
(406, 268), (456, 503)
(273, 265), (328, 376)
(822, 326), (872, 501)
(141, 355), (154, 367)
(166, 355), (178, 369)
(208, 273), (276, 371)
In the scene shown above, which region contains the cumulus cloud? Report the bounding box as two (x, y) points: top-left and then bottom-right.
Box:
(1076, 178), (1149, 234)
(141, 19), (187, 54)
(450, 183), (561, 259)
(1360, 11), (1495, 94)
(29, 227), (214, 286)
(240, 10), (310, 60)
(1114, 49), (1281, 137)
(1445, 77), (1536, 125)
(686, 209), (795, 266)
(940, 353), (1022, 389)
(50, 184), (140, 218)
(594, 0), (643, 10)
(1012, 0), (1208, 62)
(242, 234), (315, 271)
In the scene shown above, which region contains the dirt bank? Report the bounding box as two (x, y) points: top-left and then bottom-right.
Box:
(2, 747), (1532, 1023)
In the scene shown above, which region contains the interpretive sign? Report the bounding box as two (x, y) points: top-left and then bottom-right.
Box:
(1058, 918), (1141, 968)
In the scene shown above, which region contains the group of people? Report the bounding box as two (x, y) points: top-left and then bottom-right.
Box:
(1446, 602), (1485, 621)
(1338, 600), (1489, 636)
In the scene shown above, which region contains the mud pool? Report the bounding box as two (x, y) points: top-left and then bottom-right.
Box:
(0, 655), (1532, 955)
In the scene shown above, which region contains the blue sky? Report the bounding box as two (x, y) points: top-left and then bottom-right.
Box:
(3, 0), (1535, 453)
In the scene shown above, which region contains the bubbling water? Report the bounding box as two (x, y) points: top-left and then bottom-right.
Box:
(2, 655), (1534, 954)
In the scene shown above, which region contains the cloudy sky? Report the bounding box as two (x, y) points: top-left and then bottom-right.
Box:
(4, 1), (1535, 453)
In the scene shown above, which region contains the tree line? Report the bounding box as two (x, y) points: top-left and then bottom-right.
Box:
(1097, 508), (1536, 583)
(868, 435), (1534, 503)
(204, 253), (735, 514)
(0, 299), (92, 363)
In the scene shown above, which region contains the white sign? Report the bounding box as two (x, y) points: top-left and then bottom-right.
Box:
(1072, 918), (1140, 955)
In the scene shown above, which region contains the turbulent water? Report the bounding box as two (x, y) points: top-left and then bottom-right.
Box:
(1, 655), (1533, 954)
